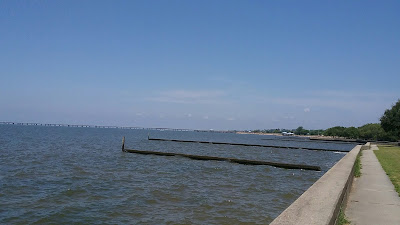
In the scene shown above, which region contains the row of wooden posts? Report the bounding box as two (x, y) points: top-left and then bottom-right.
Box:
(261, 137), (366, 145)
(147, 137), (348, 152)
(121, 136), (324, 171)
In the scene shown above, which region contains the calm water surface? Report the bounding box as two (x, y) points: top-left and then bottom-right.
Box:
(0, 125), (355, 224)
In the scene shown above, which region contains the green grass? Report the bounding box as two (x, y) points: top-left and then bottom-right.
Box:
(375, 145), (400, 196)
(354, 151), (362, 177)
(336, 207), (350, 225)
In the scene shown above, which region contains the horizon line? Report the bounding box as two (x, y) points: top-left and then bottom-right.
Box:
(0, 121), (239, 132)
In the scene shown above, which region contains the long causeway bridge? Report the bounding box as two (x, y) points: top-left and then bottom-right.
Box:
(0, 121), (233, 132)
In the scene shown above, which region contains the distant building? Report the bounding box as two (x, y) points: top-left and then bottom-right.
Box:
(282, 131), (294, 136)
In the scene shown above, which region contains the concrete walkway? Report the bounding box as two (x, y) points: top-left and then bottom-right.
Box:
(345, 145), (400, 225)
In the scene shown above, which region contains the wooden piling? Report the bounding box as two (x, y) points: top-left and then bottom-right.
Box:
(122, 136), (125, 151)
(261, 138), (360, 145)
(309, 137), (366, 144)
(123, 148), (321, 171)
(148, 137), (348, 152)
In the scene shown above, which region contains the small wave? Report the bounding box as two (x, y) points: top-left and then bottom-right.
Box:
(333, 151), (347, 154)
(150, 190), (183, 203)
(280, 192), (297, 200)
(60, 187), (88, 197)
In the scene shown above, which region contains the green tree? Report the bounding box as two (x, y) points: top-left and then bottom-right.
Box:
(344, 127), (359, 139)
(295, 126), (302, 135)
(295, 126), (309, 135)
(358, 123), (388, 141)
(380, 99), (400, 140)
(273, 129), (281, 133)
(324, 126), (346, 137)
(309, 129), (324, 136)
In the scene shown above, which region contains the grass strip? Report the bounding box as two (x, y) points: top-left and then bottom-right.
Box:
(354, 151), (362, 177)
(336, 207), (350, 225)
(375, 145), (400, 196)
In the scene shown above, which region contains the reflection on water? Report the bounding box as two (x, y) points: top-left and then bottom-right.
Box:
(0, 125), (354, 224)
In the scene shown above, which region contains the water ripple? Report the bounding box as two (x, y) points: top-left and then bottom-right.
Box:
(0, 125), (353, 224)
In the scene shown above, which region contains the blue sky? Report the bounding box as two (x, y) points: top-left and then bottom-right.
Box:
(1, 0), (399, 130)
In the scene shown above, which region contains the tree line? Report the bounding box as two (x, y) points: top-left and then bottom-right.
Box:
(324, 99), (399, 141)
(251, 99), (400, 141)
(323, 124), (397, 141)
(250, 127), (325, 136)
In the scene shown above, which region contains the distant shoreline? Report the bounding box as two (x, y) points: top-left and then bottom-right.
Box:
(236, 131), (329, 139)
(236, 132), (284, 136)
(237, 131), (368, 143)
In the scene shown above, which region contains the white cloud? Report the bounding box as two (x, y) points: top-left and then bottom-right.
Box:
(164, 90), (225, 98)
(283, 116), (295, 120)
(203, 115), (209, 119)
(226, 117), (236, 121)
(309, 90), (397, 99)
(146, 90), (228, 104)
(304, 108), (310, 112)
(254, 90), (398, 111)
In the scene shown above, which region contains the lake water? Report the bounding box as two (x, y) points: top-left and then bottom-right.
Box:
(0, 125), (355, 224)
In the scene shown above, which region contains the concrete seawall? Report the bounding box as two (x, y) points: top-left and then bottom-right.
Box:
(270, 144), (363, 225)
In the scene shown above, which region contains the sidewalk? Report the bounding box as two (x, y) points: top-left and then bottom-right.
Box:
(345, 145), (400, 225)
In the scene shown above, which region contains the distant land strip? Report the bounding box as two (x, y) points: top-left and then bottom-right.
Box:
(0, 121), (233, 133)
(148, 137), (349, 152)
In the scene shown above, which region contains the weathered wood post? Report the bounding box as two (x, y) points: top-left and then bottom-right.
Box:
(122, 136), (125, 152)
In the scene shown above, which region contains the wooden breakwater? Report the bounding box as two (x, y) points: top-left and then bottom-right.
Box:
(309, 137), (366, 144)
(261, 138), (360, 145)
(122, 138), (321, 171)
(147, 137), (348, 152)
